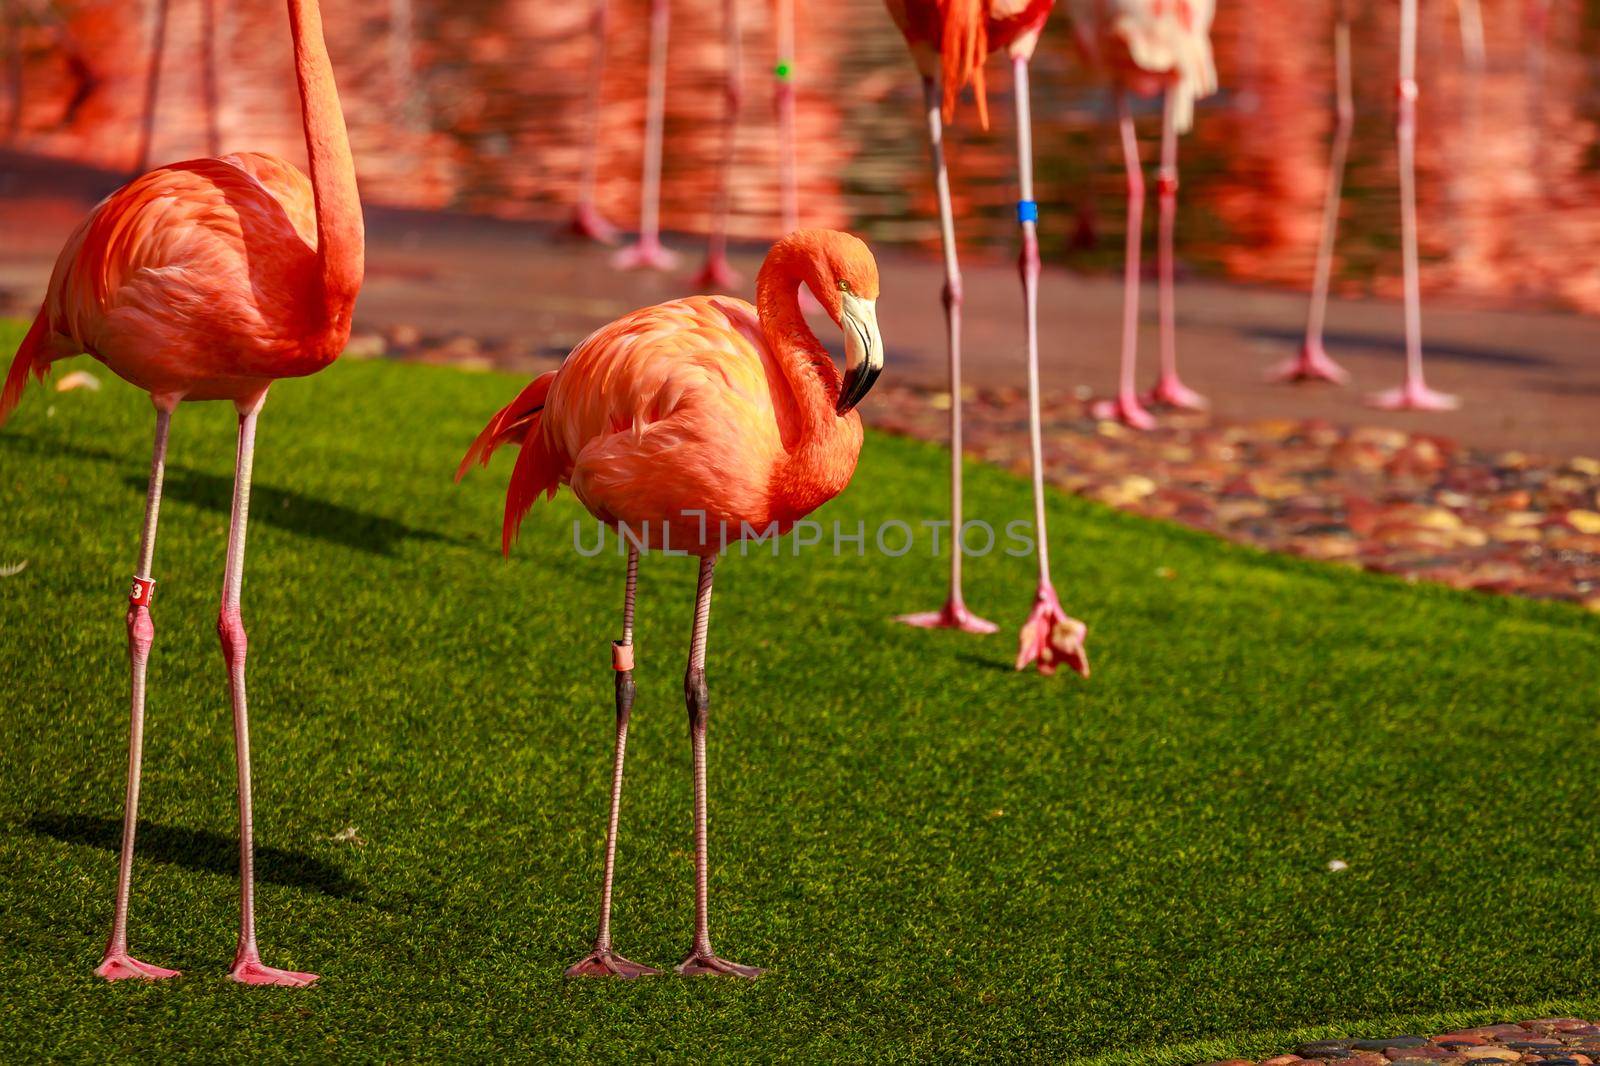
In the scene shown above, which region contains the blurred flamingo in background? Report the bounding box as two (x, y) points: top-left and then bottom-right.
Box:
(884, 0), (1089, 676)
(571, 0), (619, 243)
(1074, 0), (1217, 430)
(773, 0), (799, 235)
(1272, 0), (1355, 385)
(135, 0), (221, 175)
(459, 229), (885, 978)
(693, 0), (742, 288)
(1, 0), (362, 987)
(615, 0), (677, 270)
(1367, 0), (1457, 410)
(4, 0), (99, 144)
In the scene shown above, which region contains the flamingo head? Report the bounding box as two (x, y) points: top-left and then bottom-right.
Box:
(786, 229), (884, 415)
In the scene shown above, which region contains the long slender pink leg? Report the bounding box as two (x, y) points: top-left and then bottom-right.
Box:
(1370, 0), (1458, 411)
(615, 0), (677, 270)
(200, 0), (219, 157)
(898, 76), (996, 635)
(96, 403), (182, 983)
(774, 0), (798, 236)
(216, 395), (316, 987)
(1090, 91), (1156, 430)
(676, 555), (762, 978)
(567, 548), (660, 978)
(1458, 0), (1485, 72)
(571, 0), (618, 243)
(1273, 4), (1353, 385)
(693, 0), (742, 290)
(1144, 87), (1207, 410)
(134, 0), (168, 173)
(1011, 57), (1090, 679)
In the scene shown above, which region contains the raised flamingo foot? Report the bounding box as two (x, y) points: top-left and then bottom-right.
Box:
(613, 239), (679, 272)
(95, 953), (181, 981)
(897, 598), (999, 634)
(1089, 393), (1157, 430)
(231, 952), (318, 987)
(1366, 380), (1459, 411)
(1269, 339), (1350, 384)
(691, 253), (741, 290)
(1143, 373), (1209, 411)
(676, 952), (764, 979)
(1015, 584), (1090, 678)
(566, 949), (662, 978)
(569, 203), (620, 245)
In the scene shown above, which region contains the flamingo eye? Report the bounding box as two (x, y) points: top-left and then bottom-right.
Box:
(838, 279), (853, 294)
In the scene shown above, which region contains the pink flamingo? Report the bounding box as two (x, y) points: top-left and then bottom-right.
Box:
(884, 0), (1089, 676)
(1273, 0), (1355, 385)
(459, 229), (884, 978)
(1075, 0), (1217, 429)
(693, 0), (743, 289)
(571, 0), (620, 243)
(1368, 0), (1457, 410)
(1, 0), (362, 986)
(615, 0), (678, 270)
(136, 0), (222, 175)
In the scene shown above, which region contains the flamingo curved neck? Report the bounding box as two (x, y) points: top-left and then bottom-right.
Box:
(755, 254), (841, 439)
(287, 0), (363, 334)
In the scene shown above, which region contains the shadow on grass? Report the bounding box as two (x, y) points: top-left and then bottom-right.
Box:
(25, 811), (365, 901)
(130, 468), (452, 557)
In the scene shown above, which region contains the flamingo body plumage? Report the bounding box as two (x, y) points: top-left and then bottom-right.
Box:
(462, 230), (883, 978)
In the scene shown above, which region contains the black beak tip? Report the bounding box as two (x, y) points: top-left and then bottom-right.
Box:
(836, 363), (882, 415)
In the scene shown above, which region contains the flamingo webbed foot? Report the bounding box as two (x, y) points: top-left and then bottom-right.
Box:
(1089, 394), (1157, 431)
(675, 952), (764, 979)
(691, 254), (741, 291)
(1367, 381), (1459, 411)
(569, 203), (620, 245)
(1144, 373), (1209, 411)
(230, 952), (318, 987)
(1015, 585), (1090, 678)
(1268, 340), (1350, 384)
(613, 240), (679, 272)
(95, 953), (181, 982)
(897, 599), (999, 634)
(566, 949), (662, 978)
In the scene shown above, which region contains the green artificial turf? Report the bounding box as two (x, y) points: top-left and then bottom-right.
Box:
(1, 318), (1598, 1062)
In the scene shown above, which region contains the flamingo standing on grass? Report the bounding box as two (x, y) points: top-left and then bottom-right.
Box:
(884, 0), (1089, 676)
(1073, 0), (1217, 429)
(459, 229), (885, 978)
(1, 0), (363, 986)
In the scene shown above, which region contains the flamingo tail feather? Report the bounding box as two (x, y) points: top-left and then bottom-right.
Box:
(455, 370), (563, 556)
(939, 0), (990, 129)
(1, 313), (50, 428)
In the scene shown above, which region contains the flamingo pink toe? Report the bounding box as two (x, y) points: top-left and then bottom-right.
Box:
(1016, 584), (1090, 678)
(1367, 381), (1459, 411)
(1269, 340), (1351, 385)
(1, 0), (361, 986)
(1091, 393), (1158, 430)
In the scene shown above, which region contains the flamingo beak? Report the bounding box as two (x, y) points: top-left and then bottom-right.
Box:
(837, 293), (883, 415)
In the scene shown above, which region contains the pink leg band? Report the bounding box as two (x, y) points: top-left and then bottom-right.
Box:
(612, 641), (634, 671)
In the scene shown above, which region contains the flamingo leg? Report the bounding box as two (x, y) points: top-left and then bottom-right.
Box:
(216, 396), (316, 988)
(1011, 56), (1090, 679)
(571, 0), (619, 243)
(693, 0), (742, 290)
(1273, 4), (1353, 385)
(615, 0), (677, 270)
(96, 405), (182, 983)
(774, 0), (798, 235)
(1369, 0), (1458, 411)
(675, 555), (761, 978)
(201, 0), (219, 157)
(1145, 87), (1207, 410)
(135, 0), (168, 174)
(567, 547), (660, 978)
(897, 76), (996, 635)
(1090, 91), (1156, 429)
